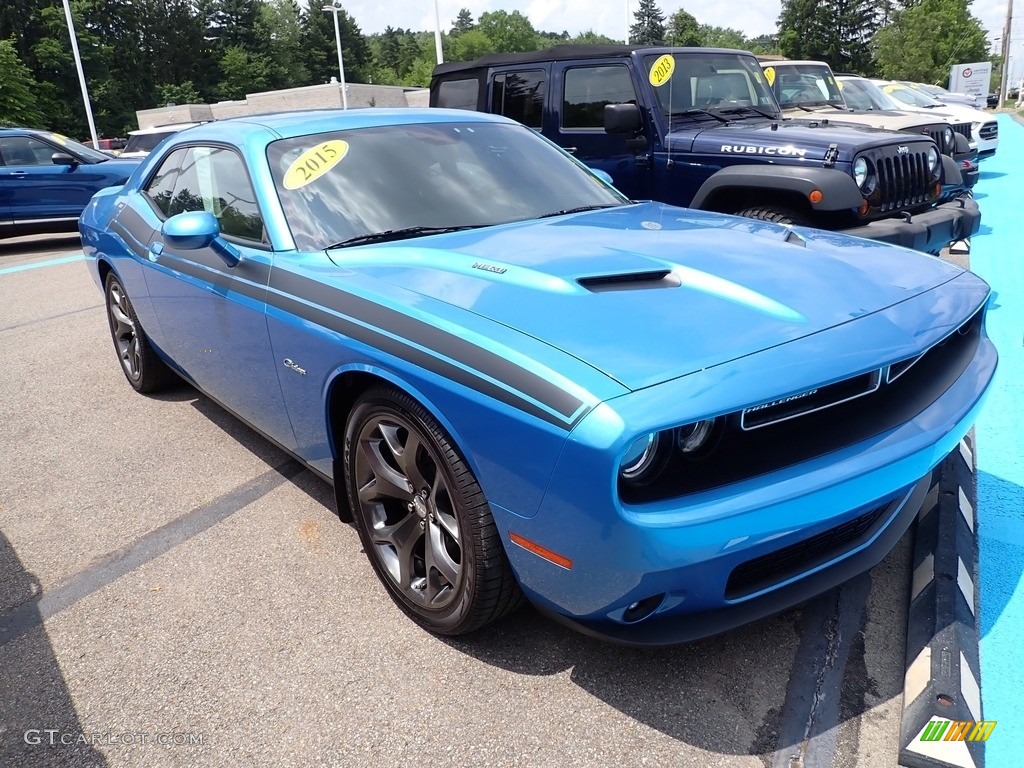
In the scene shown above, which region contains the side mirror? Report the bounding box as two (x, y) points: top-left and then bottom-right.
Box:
(604, 103), (642, 134)
(51, 152), (78, 166)
(162, 210), (240, 267)
(589, 168), (614, 186)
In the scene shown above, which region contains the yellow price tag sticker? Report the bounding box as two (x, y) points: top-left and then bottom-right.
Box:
(649, 54), (675, 87)
(283, 140), (349, 190)
(837, 79), (843, 90)
(50, 133), (68, 146)
(764, 67), (776, 87)
(883, 85), (896, 94)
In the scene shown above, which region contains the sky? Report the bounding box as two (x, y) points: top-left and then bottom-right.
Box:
(335, 0), (1024, 75)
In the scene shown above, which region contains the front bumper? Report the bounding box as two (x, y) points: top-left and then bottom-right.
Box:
(840, 196), (980, 254)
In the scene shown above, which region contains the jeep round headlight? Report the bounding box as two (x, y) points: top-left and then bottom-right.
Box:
(853, 156), (869, 188)
(620, 432), (665, 482)
(943, 126), (953, 149)
(927, 146), (940, 173)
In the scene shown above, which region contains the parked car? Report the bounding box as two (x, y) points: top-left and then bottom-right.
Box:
(874, 81), (998, 158)
(906, 83), (981, 109)
(0, 127), (142, 238)
(431, 45), (979, 255)
(79, 108), (996, 645)
(119, 123), (201, 159)
(761, 61), (977, 195)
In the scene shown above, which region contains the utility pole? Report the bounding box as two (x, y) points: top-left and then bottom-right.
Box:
(62, 0), (98, 146)
(323, 3), (348, 110)
(999, 0), (1013, 106)
(432, 0), (444, 64)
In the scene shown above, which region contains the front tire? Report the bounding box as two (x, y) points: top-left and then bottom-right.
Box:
(735, 206), (812, 227)
(104, 272), (172, 393)
(344, 386), (522, 635)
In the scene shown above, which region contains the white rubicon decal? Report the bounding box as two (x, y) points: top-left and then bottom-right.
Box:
(720, 145), (808, 157)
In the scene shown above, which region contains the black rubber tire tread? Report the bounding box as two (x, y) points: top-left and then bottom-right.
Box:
(344, 385), (524, 635)
(735, 206), (812, 227)
(103, 272), (174, 394)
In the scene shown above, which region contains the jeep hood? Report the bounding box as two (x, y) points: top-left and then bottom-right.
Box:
(668, 119), (928, 163)
(328, 203), (967, 391)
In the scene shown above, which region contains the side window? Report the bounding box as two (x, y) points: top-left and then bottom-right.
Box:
(166, 146), (265, 243)
(144, 148), (188, 217)
(436, 78), (478, 110)
(0, 136), (59, 166)
(490, 70), (546, 129)
(562, 65), (637, 129)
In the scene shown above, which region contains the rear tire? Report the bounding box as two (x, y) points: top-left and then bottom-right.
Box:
(735, 206), (812, 227)
(344, 385), (523, 635)
(104, 272), (173, 393)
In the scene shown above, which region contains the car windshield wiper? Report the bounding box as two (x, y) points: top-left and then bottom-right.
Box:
(669, 108), (730, 124)
(716, 105), (779, 120)
(326, 225), (485, 248)
(535, 204), (622, 219)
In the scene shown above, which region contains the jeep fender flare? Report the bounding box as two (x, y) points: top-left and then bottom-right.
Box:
(941, 154), (963, 186)
(689, 165), (864, 212)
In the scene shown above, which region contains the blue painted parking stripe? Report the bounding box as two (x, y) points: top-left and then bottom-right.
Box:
(967, 113), (1024, 768)
(0, 253), (85, 275)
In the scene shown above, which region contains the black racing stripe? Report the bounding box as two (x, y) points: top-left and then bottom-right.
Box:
(270, 293), (567, 427)
(269, 269), (586, 420)
(157, 253), (268, 303)
(110, 220), (147, 260)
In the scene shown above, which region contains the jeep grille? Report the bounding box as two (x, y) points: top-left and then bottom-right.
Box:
(865, 145), (934, 213)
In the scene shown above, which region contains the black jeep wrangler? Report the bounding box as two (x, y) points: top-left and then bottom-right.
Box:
(430, 45), (980, 254)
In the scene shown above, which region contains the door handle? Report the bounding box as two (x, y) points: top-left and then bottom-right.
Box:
(6, 170), (28, 176)
(147, 241), (164, 261)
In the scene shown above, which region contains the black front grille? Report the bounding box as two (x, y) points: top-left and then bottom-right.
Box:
(979, 122), (998, 140)
(873, 148), (932, 212)
(725, 498), (895, 599)
(952, 123), (972, 140)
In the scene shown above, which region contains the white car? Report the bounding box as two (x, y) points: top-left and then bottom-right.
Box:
(873, 81), (998, 158)
(908, 83), (981, 109)
(119, 123), (202, 159)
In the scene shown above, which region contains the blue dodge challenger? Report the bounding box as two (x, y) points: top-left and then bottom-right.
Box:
(79, 108), (996, 645)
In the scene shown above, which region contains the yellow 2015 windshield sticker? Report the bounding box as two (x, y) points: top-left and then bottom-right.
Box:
(649, 54), (675, 87)
(283, 140), (349, 190)
(764, 67), (776, 87)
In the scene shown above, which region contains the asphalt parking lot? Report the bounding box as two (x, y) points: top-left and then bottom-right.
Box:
(0, 232), (917, 767)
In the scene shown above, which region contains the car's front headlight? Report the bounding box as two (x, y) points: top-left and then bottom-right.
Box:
(620, 432), (668, 483)
(853, 156), (870, 189)
(620, 419), (721, 485)
(942, 127), (953, 150)
(927, 146), (940, 174)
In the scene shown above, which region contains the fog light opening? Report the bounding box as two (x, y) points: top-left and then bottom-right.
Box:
(622, 593), (665, 623)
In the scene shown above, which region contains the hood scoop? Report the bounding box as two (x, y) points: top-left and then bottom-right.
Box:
(577, 269), (680, 293)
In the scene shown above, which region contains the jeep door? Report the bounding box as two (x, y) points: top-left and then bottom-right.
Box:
(552, 62), (651, 199)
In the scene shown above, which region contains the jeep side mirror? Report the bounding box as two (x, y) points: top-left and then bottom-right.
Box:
(605, 103), (642, 134)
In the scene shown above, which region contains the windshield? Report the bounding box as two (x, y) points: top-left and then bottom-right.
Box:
(643, 53), (779, 119)
(882, 83), (941, 108)
(837, 78), (901, 111)
(766, 64), (845, 109)
(267, 121), (629, 251)
(123, 131), (178, 155)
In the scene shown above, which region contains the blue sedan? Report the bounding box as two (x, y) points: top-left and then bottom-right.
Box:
(0, 127), (140, 238)
(79, 109), (996, 645)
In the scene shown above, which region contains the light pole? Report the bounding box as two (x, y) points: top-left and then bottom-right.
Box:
(323, 2), (348, 110)
(432, 0), (444, 64)
(61, 0), (99, 146)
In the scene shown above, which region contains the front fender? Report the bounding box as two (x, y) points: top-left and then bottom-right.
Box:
(690, 165), (863, 212)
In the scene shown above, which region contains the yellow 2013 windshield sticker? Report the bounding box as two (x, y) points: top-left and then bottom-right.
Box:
(649, 54), (675, 87)
(764, 67), (776, 87)
(283, 140), (349, 190)
(49, 133), (68, 146)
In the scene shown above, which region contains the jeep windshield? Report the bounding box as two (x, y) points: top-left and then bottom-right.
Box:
(643, 53), (780, 122)
(267, 122), (629, 251)
(766, 63), (845, 110)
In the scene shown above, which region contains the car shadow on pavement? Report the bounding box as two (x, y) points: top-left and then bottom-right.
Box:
(0, 532), (108, 766)
(0, 234), (81, 258)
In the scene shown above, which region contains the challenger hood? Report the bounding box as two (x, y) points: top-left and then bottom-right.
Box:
(329, 203), (967, 391)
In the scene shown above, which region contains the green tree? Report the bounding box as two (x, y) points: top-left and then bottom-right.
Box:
(156, 82), (202, 106)
(873, 0), (988, 83)
(571, 30), (621, 45)
(301, 4), (369, 84)
(666, 9), (701, 47)
(451, 8), (474, 36)
(217, 45), (269, 100)
(448, 27), (495, 62)
(0, 38), (43, 126)
(476, 10), (539, 53)
(747, 33), (780, 54)
(778, 0), (877, 74)
(630, 0), (666, 45)
(700, 25), (748, 49)
(257, 0), (309, 89)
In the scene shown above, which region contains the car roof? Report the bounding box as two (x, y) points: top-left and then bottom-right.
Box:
(128, 122), (202, 136)
(761, 60), (830, 67)
(171, 108), (521, 144)
(432, 44), (751, 77)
